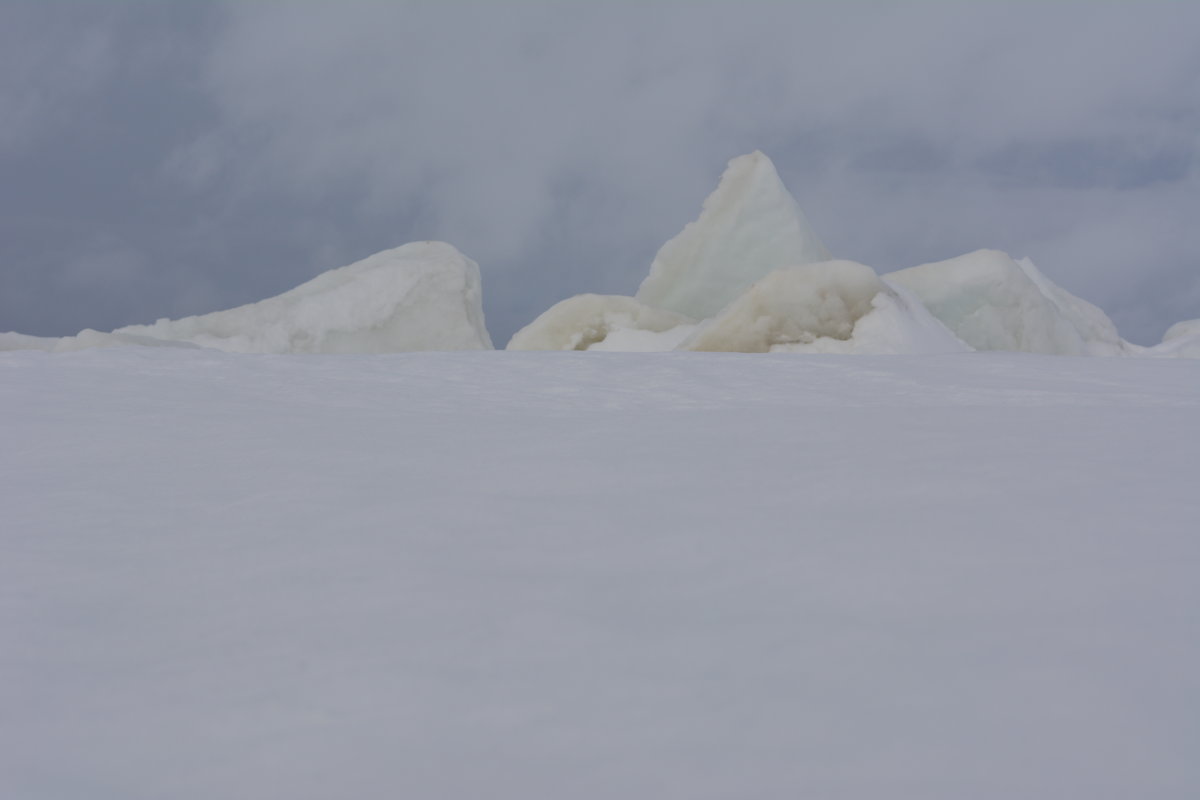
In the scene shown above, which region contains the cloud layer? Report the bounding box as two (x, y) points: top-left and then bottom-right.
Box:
(2, 2), (1198, 344)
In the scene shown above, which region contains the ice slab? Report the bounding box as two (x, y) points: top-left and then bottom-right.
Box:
(886, 250), (1130, 356)
(1, 242), (493, 353)
(635, 151), (831, 320)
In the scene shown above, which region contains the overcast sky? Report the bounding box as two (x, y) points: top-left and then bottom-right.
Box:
(2, 2), (1198, 346)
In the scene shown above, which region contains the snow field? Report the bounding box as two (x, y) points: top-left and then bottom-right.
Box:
(3, 348), (1199, 798)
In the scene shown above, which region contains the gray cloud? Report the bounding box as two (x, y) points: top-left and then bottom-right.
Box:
(2, 1), (1198, 345)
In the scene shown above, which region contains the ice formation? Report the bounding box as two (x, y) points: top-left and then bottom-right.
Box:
(635, 151), (831, 320)
(1, 242), (493, 353)
(506, 295), (696, 352)
(507, 151), (1192, 357)
(680, 261), (969, 354)
(1163, 319), (1200, 343)
(886, 250), (1131, 357)
(1145, 319), (1200, 358)
(4, 148), (1196, 359)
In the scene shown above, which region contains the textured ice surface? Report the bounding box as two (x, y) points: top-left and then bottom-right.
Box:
(1, 242), (493, 353)
(887, 250), (1130, 356)
(506, 294), (695, 351)
(635, 151), (831, 320)
(680, 260), (969, 354)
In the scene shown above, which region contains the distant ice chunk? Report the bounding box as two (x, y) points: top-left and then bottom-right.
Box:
(680, 260), (970, 354)
(2, 242), (493, 353)
(1143, 319), (1200, 358)
(635, 151), (831, 320)
(1163, 319), (1200, 343)
(0, 329), (201, 352)
(507, 294), (696, 352)
(0, 332), (58, 351)
(887, 250), (1130, 356)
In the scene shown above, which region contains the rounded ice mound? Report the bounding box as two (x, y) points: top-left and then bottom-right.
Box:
(635, 151), (831, 320)
(1163, 319), (1200, 343)
(679, 260), (970, 354)
(886, 250), (1130, 356)
(1145, 319), (1200, 358)
(5, 242), (494, 354)
(507, 294), (695, 352)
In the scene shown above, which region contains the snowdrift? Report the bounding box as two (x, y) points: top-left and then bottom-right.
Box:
(1144, 319), (1200, 358)
(1, 242), (493, 353)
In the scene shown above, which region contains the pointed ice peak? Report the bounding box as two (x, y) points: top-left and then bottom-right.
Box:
(635, 150), (831, 320)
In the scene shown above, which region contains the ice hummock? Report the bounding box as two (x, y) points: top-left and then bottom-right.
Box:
(679, 261), (969, 354)
(1163, 319), (1200, 342)
(0, 242), (494, 353)
(886, 250), (1132, 357)
(510, 261), (968, 355)
(507, 294), (696, 352)
(1144, 319), (1200, 358)
(634, 151), (831, 320)
(511, 150), (1200, 358)
(4, 149), (1196, 359)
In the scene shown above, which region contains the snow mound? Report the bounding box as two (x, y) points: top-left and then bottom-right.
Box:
(886, 250), (1130, 356)
(0, 332), (58, 351)
(1, 242), (493, 353)
(117, 241), (493, 353)
(680, 260), (970, 354)
(1143, 319), (1200, 358)
(506, 294), (695, 352)
(635, 151), (831, 320)
(0, 330), (203, 352)
(1163, 319), (1200, 343)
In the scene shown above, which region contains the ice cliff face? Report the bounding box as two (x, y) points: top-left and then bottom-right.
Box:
(1, 242), (493, 354)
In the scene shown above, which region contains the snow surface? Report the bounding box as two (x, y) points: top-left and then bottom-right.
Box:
(4, 348), (1200, 799)
(679, 260), (969, 354)
(635, 150), (831, 320)
(0, 242), (493, 353)
(506, 293), (696, 351)
(886, 250), (1131, 357)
